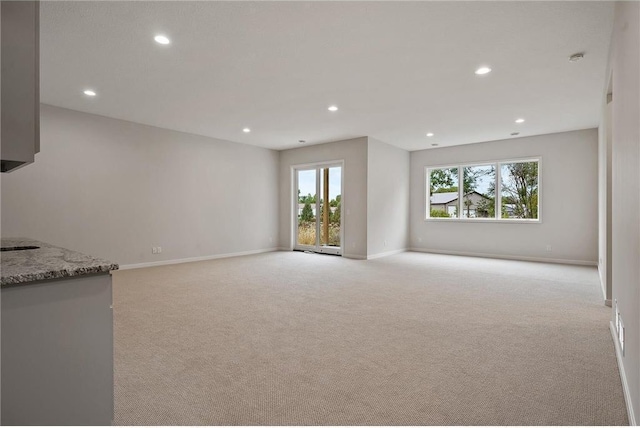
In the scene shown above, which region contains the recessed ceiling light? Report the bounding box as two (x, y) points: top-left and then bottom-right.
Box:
(474, 66), (492, 75)
(569, 53), (584, 62)
(515, 118), (525, 123)
(242, 128), (251, 133)
(154, 35), (171, 45)
(328, 105), (338, 112)
(83, 89), (96, 97)
(426, 133), (434, 137)
(511, 132), (520, 136)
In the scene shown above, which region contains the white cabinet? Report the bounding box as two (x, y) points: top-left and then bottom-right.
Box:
(1, 1), (40, 172)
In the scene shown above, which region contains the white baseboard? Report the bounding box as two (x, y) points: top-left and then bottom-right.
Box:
(343, 253), (366, 260)
(598, 264), (608, 302)
(367, 248), (407, 260)
(610, 321), (637, 426)
(408, 247), (597, 267)
(118, 247), (280, 270)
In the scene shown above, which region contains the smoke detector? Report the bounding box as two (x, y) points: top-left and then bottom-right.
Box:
(568, 53), (584, 62)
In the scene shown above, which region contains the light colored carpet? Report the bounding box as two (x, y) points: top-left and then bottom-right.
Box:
(112, 251), (629, 425)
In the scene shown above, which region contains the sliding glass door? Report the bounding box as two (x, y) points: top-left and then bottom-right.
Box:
(294, 163), (343, 255)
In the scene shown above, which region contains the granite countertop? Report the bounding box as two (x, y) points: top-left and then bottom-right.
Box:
(1, 238), (119, 287)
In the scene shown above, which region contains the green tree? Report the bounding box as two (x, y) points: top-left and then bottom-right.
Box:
(433, 186), (459, 194)
(430, 209), (450, 218)
(502, 162), (538, 219)
(431, 166), (496, 195)
(463, 166), (495, 193)
(461, 166), (495, 217)
(299, 193), (316, 204)
(430, 168), (458, 193)
(301, 200), (314, 222)
(476, 198), (491, 217)
(463, 197), (474, 217)
(331, 202), (341, 223)
(476, 197), (497, 218)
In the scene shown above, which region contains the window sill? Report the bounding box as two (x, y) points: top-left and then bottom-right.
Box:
(424, 218), (541, 224)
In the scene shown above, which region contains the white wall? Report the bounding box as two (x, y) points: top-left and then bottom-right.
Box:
(598, 97), (613, 303)
(607, 1), (640, 423)
(278, 137), (368, 259)
(410, 129), (599, 265)
(0, 4), (3, 421)
(1, 105), (280, 267)
(367, 137), (409, 257)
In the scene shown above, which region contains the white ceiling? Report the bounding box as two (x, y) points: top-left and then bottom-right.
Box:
(40, 1), (614, 151)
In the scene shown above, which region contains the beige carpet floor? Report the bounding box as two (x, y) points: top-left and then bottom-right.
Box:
(112, 251), (629, 425)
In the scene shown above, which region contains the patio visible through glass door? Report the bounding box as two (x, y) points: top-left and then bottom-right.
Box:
(295, 164), (342, 255)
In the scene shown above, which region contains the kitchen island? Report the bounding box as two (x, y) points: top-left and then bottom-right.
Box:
(1, 238), (118, 425)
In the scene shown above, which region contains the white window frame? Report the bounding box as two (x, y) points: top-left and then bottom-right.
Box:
(425, 156), (542, 223)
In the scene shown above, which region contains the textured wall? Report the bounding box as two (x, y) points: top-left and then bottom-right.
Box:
(367, 137), (410, 257)
(1, 105), (280, 266)
(410, 129), (599, 265)
(608, 1), (640, 422)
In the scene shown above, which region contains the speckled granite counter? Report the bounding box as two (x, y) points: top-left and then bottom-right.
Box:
(1, 238), (119, 287)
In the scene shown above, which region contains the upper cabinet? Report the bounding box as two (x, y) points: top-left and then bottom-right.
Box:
(1, 1), (40, 173)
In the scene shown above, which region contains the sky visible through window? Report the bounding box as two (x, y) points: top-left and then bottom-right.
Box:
(298, 168), (342, 200)
(466, 165), (494, 196)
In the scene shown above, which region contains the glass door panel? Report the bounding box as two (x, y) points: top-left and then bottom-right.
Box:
(319, 167), (341, 250)
(294, 164), (342, 255)
(319, 168), (327, 247)
(296, 169), (317, 248)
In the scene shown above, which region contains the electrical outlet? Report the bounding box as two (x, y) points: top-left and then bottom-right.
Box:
(384, 240), (387, 247)
(157, 246), (162, 254)
(152, 247), (157, 254)
(546, 245), (552, 252)
(418, 237), (423, 243)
